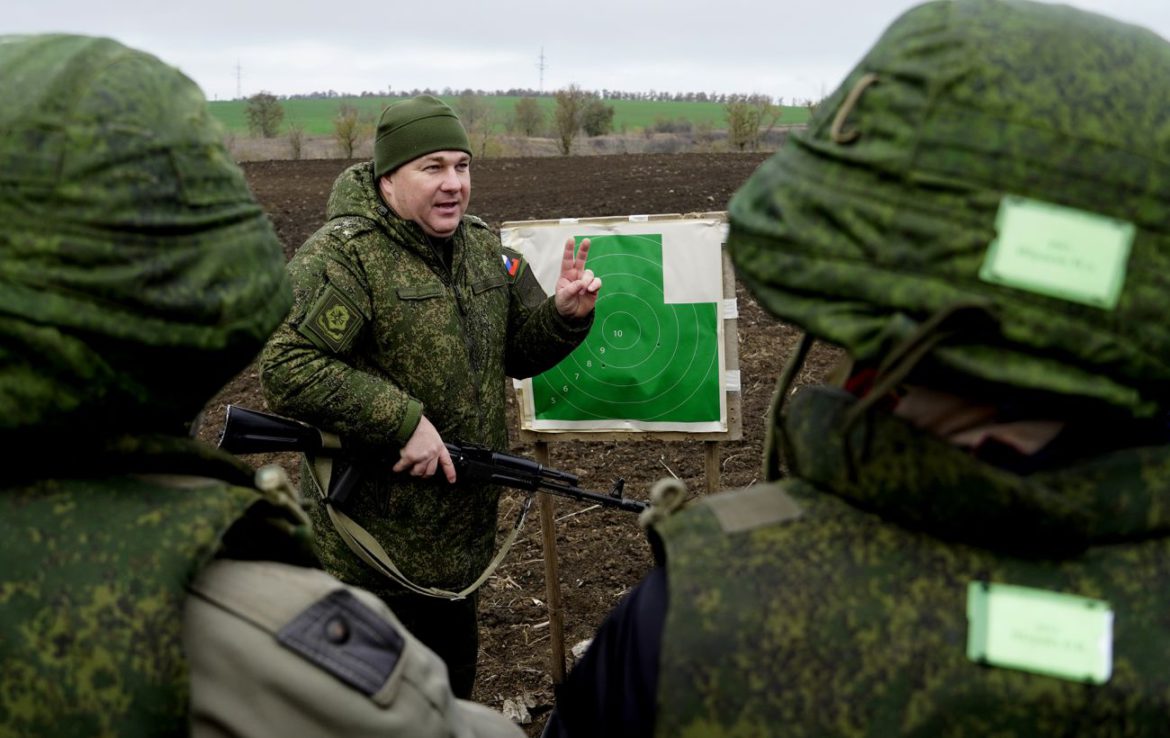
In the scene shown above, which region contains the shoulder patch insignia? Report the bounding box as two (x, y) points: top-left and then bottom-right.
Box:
(298, 284), (366, 353)
(501, 251), (527, 281)
(277, 589), (405, 696)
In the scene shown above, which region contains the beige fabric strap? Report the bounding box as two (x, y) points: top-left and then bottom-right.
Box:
(704, 481), (803, 534)
(308, 454), (530, 601)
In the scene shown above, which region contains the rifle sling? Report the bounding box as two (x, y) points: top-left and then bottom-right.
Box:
(307, 454), (531, 601)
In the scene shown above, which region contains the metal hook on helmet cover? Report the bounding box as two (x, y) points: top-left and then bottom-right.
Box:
(830, 72), (880, 144)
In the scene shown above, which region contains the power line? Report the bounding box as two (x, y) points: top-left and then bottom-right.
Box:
(537, 47), (546, 92)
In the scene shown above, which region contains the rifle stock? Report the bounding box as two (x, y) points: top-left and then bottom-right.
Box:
(218, 405), (646, 513)
(218, 404), (325, 455)
(217, 404), (359, 505)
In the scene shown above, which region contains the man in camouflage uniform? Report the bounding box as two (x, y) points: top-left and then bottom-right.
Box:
(0, 34), (522, 738)
(259, 95), (600, 698)
(546, 1), (1170, 735)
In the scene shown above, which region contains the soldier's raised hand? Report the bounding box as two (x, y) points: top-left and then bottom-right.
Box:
(554, 237), (602, 318)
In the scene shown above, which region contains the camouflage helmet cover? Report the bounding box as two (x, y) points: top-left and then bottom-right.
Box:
(728, 0), (1170, 416)
(0, 34), (291, 439)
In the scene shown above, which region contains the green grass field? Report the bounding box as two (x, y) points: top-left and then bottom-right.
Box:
(209, 95), (811, 136)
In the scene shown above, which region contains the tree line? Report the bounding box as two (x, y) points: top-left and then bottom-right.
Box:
(261, 87), (794, 106)
(244, 87), (810, 157)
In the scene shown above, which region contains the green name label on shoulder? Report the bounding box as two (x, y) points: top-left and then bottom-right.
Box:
(979, 195), (1134, 310)
(967, 581), (1113, 684)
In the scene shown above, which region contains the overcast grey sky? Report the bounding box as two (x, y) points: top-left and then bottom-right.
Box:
(8, 0), (1170, 103)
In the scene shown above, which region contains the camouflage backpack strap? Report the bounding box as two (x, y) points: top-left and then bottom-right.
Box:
(304, 440), (532, 601)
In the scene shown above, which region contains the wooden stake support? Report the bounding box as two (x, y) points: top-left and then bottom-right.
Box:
(534, 440), (567, 683)
(514, 223), (743, 686)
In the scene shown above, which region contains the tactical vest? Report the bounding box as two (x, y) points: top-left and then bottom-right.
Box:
(0, 450), (260, 737)
(652, 388), (1170, 737)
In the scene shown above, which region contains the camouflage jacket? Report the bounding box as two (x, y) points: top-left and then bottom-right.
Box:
(259, 161), (591, 590)
(0, 436), (315, 737)
(652, 386), (1170, 737)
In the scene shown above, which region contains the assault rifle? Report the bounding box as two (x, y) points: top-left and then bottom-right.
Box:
(217, 405), (646, 514)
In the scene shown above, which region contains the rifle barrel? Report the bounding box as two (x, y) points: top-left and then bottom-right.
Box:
(218, 407), (646, 514)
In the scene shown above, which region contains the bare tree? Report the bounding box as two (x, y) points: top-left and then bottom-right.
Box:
(725, 97), (783, 151)
(333, 104), (361, 158)
(454, 92), (494, 134)
(470, 112), (498, 159)
(510, 96), (545, 137)
(725, 100), (757, 152)
(286, 122), (306, 160)
(694, 120), (716, 152)
(754, 100), (784, 148)
(553, 84), (587, 155)
(455, 93), (497, 158)
(245, 91), (284, 138)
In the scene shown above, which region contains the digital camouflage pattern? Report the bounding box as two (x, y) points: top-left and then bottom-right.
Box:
(0, 34), (304, 736)
(728, 0), (1170, 417)
(653, 387), (1170, 737)
(259, 160), (592, 593)
(0, 437), (318, 738)
(652, 1), (1170, 734)
(0, 34), (290, 443)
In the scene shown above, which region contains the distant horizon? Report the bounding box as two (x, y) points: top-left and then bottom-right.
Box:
(205, 87), (800, 105)
(207, 94), (813, 138)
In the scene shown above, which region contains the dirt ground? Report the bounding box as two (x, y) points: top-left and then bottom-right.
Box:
(196, 152), (841, 733)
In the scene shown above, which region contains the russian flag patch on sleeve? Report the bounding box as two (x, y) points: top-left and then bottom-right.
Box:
(502, 252), (524, 278)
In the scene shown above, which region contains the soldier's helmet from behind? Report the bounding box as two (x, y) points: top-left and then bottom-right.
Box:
(727, 0), (1170, 421)
(0, 34), (290, 443)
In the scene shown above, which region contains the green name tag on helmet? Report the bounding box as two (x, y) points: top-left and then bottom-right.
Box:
(980, 195), (1135, 310)
(967, 581), (1113, 684)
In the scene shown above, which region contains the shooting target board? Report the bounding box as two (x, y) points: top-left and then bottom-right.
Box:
(502, 213), (742, 441)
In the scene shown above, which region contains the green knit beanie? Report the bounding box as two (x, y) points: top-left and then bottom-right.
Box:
(374, 95), (471, 178)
